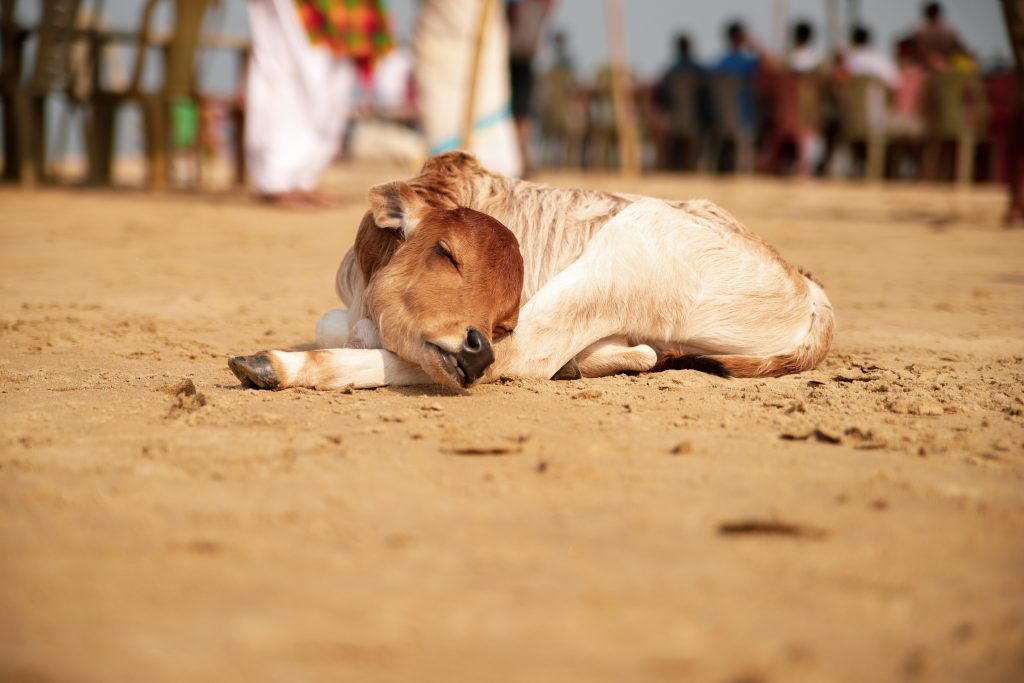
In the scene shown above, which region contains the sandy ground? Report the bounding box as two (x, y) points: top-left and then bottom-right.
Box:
(1, 167), (1023, 683)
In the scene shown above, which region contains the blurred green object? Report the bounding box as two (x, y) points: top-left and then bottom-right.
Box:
(171, 97), (199, 150)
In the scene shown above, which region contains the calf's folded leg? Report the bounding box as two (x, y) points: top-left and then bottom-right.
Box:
(574, 339), (658, 377)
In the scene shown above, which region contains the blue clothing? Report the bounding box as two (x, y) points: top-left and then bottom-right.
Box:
(714, 50), (760, 131)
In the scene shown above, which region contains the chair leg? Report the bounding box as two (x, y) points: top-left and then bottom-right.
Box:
(1, 94), (20, 182)
(921, 138), (941, 182)
(736, 134), (754, 175)
(32, 96), (48, 184)
(87, 99), (117, 186)
(866, 135), (885, 181)
(141, 98), (168, 191)
(956, 134), (975, 186)
(231, 106), (246, 187)
(12, 94), (42, 186)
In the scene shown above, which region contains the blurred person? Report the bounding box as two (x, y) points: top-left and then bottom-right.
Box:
(788, 21), (821, 74)
(712, 21), (775, 170)
(348, 41), (426, 170)
(889, 37), (927, 138)
(1001, 0), (1024, 226)
(845, 26), (899, 89)
(245, 0), (392, 207)
(655, 34), (710, 170)
(551, 30), (573, 71)
(414, 0), (522, 177)
(662, 34), (702, 75)
(507, 0), (554, 173)
(785, 22), (825, 174)
(537, 31), (581, 167)
(371, 42), (416, 121)
(915, 2), (969, 70)
(844, 26), (899, 154)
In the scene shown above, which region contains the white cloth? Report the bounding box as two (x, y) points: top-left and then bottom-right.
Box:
(245, 0), (356, 194)
(413, 0), (522, 177)
(846, 47), (899, 134)
(846, 47), (900, 89)
(372, 47), (415, 113)
(788, 46), (821, 74)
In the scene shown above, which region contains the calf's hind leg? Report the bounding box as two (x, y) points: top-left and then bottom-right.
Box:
(574, 338), (658, 377)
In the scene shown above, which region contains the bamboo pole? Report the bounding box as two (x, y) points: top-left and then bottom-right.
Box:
(461, 0), (495, 150)
(604, 0), (640, 176)
(773, 0), (789, 53)
(825, 0), (841, 52)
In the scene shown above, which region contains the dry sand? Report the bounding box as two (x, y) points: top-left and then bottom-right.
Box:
(1, 168), (1023, 683)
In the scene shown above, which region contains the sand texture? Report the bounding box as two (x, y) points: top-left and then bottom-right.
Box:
(1, 169), (1023, 683)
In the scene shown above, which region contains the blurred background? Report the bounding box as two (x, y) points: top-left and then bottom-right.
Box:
(1, 0), (1019, 191)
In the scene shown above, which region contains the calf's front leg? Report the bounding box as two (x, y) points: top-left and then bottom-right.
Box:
(487, 261), (623, 380)
(229, 347), (432, 390)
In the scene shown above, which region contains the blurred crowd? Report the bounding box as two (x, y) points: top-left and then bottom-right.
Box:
(537, 3), (1015, 185)
(2, 0), (1022, 222)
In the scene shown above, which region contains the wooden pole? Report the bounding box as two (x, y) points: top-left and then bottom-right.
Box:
(604, 0), (640, 176)
(825, 0), (841, 53)
(462, 0), (495, 150)
(773, 0), (789, 53)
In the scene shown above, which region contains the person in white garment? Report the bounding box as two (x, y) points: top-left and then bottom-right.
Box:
(245, 0), (392, 207)
(844, 25), (899, 89)
(413, 0), (523, 178)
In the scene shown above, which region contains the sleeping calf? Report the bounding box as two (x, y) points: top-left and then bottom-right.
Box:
(229, 152), (834, 390)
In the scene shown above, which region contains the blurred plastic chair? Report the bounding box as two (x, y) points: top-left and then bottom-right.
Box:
(1, 0), (84, 185)
(659, 70), (707, 171)
(537, 64), (585, 168)
(759, 71), (823, 175)
(837, 75), (887, 180)
(707, 73), (755, 174)
(89, 0), (214, 189)
(921, 71), (987, 185)
(587, 66), (617, 168)
(632, 82), (662, 171)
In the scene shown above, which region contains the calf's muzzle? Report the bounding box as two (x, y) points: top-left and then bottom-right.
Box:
(454, 326), (494, 385)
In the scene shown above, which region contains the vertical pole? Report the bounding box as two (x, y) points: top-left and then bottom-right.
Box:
(825, 0), (841, 53)
(462, 0), (495, 150)
(848, 0), (862, 28)
(773, 0), (789, 54)
(604, 0), (639, 175)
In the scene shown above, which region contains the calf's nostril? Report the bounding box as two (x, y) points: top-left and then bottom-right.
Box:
(464, 327), (484, 354)
(454, 327), (494, 386)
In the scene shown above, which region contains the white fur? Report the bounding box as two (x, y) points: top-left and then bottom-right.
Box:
(315, 309), (350, 348)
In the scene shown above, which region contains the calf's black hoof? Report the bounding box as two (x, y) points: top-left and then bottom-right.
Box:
(228, 354), (279, 390)
(551, 358), (582, 381)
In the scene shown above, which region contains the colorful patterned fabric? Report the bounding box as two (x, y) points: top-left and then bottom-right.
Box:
(295, 0), (393, 62)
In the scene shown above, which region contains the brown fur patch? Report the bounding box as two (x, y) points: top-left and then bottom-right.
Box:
(353, 211), (403, 286)
(363, 206), (524, 370)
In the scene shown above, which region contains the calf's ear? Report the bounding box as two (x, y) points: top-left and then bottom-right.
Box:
(367, 181), (426, 237)
(354, 211), (403, 286)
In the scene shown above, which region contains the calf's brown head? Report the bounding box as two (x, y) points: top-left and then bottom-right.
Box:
(358, 206), (523, 388)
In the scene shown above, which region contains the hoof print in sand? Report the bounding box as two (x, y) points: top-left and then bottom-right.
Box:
(166, 378), (207, 418)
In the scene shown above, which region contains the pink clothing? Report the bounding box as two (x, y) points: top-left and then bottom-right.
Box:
(893, 64), (926, 117)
